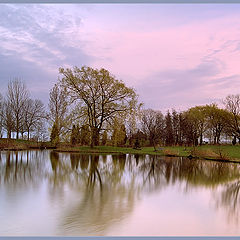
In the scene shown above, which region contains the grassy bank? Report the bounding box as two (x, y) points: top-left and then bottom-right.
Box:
(0, 138), (54, 150)
(1, 138), (240, 163)
(55, 145), (240, 163)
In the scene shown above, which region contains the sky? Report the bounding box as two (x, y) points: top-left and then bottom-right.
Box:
(1, 4), (240, 112)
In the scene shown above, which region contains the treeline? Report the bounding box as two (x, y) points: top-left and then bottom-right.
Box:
(0, 80), (46, 141)
(1, 66), (240, 147)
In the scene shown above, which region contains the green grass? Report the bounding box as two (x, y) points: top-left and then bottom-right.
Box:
(1, 138), (240, 163)
(56, 144), (240, 162)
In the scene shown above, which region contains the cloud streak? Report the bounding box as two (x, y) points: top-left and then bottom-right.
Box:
(1, 4), (240, 111)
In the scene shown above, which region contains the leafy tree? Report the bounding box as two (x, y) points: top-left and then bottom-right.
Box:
(59, 66), (138, 147)
(204, 104), (230, 144)
(223, 94), (240, 143)
(111, 118), (127, 146)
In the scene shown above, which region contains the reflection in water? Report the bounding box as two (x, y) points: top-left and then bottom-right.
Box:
(1, 150), (240, 235)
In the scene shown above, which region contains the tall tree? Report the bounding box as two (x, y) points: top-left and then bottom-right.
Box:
(164, 111), (174, 146)
(6, 79), (29, 139)
(59, 66), (138, 147)
(48, 83), (69, 140)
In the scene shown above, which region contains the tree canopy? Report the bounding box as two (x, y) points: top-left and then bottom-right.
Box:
(59, 66), (138, 147)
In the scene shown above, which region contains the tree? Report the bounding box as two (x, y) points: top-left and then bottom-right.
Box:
(204, 104), (230, 144)
(70, 124), (80, 145)
(23, 99), (45, 140)
(59, 66), (138, 147)
(50, 121), (59, 145)
(111, 118), (127, 146)
(48, 83), (69, 140)
(2, 99), (15, 139)
(80, 124), (91, 145)
(223, 94), (240, 142)
(6, 79), (29, 139)
(164, 111), (174, 146)
(186, 106), (208, 146)
(101, 130), (108, 146)
(140, 109), (164, 150)
(0, 93), (3, 138)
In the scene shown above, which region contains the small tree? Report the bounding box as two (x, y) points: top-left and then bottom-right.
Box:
(50, 121), (59, 145)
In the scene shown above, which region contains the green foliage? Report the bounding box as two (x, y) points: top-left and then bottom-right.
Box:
(59, 66), (138, 147)
(111, 119), (127, 147)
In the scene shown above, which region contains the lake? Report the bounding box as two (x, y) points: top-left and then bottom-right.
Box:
(0, 150), (240, 236)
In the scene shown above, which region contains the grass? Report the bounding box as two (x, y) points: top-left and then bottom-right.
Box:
(0, 138), (53, 150)
(55, 144), (240, 162)
(1, 138), (240, 163)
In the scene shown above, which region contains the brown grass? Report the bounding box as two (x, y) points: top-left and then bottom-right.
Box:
(163, 148), (180, 157)
(190, 147), (230, 161)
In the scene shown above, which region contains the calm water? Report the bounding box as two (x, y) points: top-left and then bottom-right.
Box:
(0, 150), (240, 236)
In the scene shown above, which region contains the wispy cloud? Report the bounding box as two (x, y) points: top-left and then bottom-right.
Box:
(1, 4), (240, 110)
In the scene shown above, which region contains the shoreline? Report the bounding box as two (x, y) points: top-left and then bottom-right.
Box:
(1, 138), (240, 163)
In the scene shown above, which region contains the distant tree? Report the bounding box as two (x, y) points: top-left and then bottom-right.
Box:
(223, 94), (240, 143)
(6, 79), (29, 139)
(204, 104), (230, 144)
(59, 66), (138, 147)
(48, 83), (69, 140)
(2, 99), (15, 139)
(172, 109), (180, 145)
(140, 108), (164, 150)
(23, 99), (45, 140)
(0, 93), (3, 138)
(164, 111), (174, 146)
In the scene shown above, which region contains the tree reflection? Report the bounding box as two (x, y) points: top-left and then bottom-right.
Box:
(1, 150), (240, 234)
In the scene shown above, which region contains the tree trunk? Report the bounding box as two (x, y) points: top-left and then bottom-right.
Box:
(7, 129), (11, 139)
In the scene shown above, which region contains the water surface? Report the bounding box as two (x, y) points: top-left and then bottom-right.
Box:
(0, 150), (240, 236)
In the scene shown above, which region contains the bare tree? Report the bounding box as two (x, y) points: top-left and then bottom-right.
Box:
(2, 99), (15, 139)
(0, 93), (3, 138)
(6, 79), (29, 139)
(140, 109), (164, 150)
(23, 99), (45, 140)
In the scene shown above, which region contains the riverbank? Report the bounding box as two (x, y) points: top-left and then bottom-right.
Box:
(55, 145), (240, 163)
(1, 139), (240, 163)
(0, 138), (54, 150)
